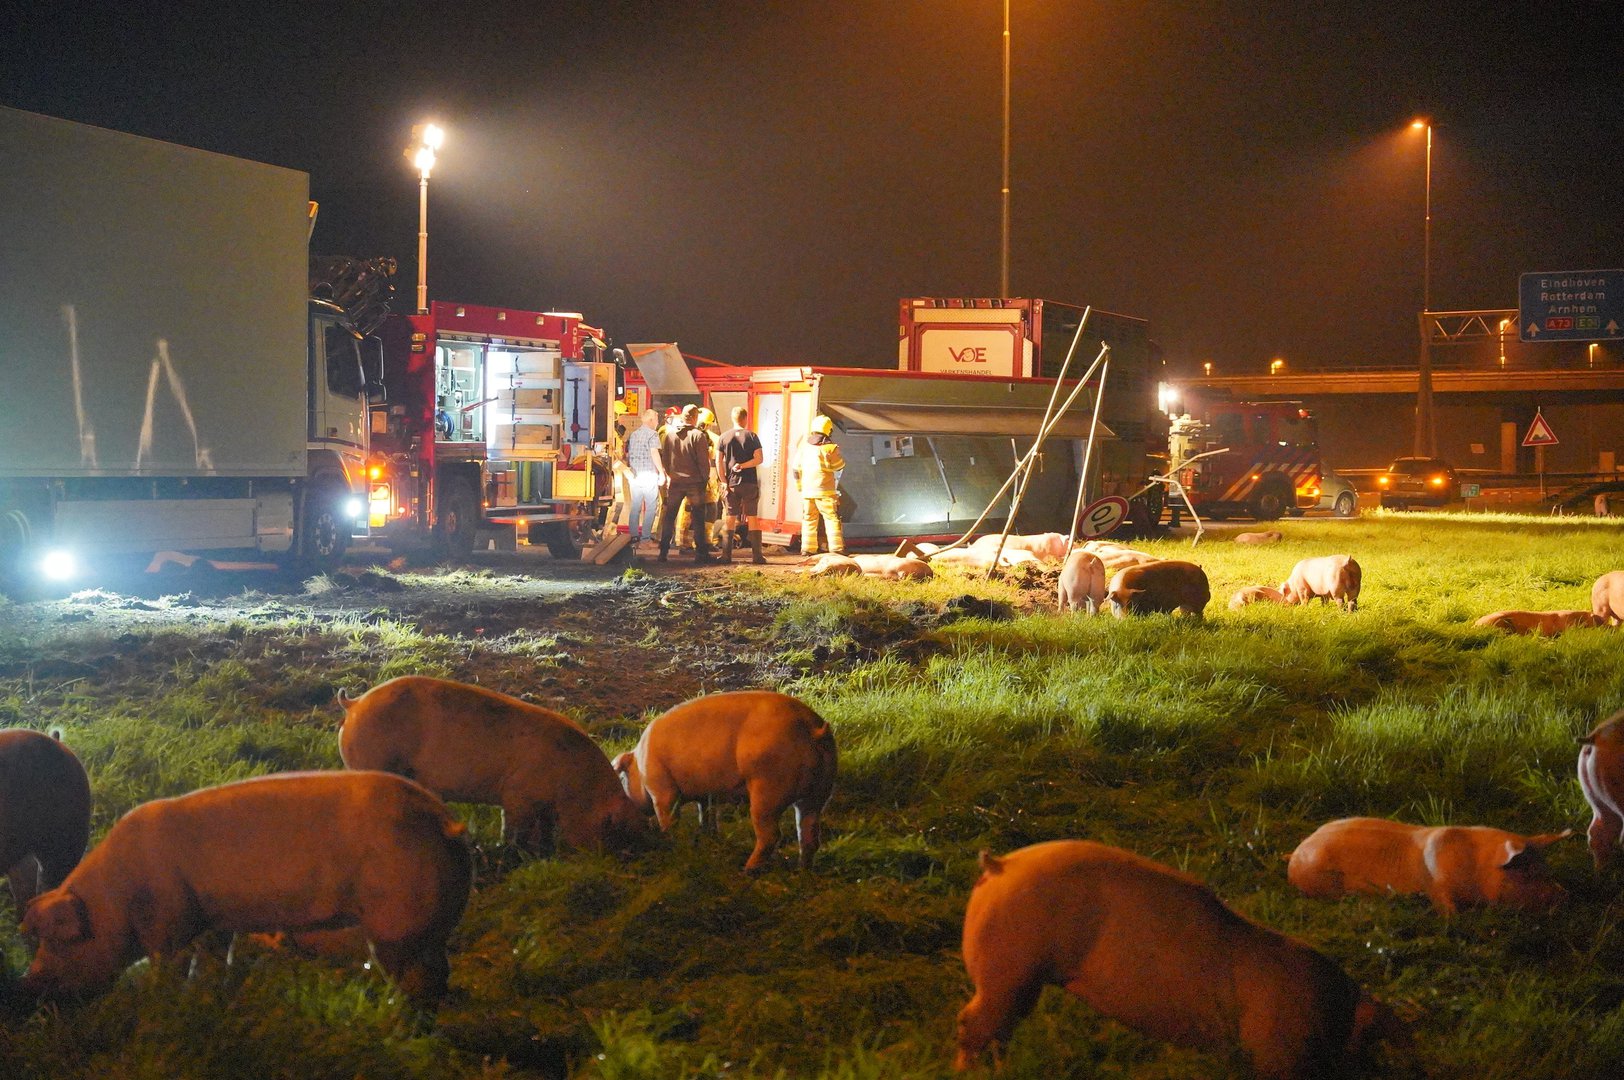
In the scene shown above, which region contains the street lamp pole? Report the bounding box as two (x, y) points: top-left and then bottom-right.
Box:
(408, 123), (444, 315)
(1412, 119), (1435, 458)
(999, 0), (1011, 298)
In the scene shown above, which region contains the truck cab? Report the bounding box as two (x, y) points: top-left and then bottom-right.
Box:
(1170, 400), (1322, 521)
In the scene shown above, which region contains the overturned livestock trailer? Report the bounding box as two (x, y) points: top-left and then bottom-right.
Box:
(626, 300), (1160, 548)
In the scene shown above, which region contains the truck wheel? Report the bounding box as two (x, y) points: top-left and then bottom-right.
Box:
(542, 517), (596, 560)
(296, 483), (351, 570)
(435, 483), (480, 560)
(1250, 477), (1292, 521)
(1334, 491), (1357, 517)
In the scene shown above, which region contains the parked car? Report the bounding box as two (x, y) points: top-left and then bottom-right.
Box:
(1316, 468), (1360, 517)
(1375, 457), (1456, 509)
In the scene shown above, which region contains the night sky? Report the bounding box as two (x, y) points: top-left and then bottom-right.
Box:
(5, 1), (1620, 374)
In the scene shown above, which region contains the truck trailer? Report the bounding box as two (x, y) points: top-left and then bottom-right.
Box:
(0, 107), (380, 589)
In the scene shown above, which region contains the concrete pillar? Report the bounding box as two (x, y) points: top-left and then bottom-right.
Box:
(1500, 422), (1518, 473)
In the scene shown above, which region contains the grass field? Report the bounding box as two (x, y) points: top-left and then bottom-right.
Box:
(2, 511), (1623, 1078)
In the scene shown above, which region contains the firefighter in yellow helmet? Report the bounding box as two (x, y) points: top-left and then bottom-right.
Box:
(795, 414), (846, 555)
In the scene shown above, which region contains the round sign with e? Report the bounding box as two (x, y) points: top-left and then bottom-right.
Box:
(1077, 496), (1130, 539)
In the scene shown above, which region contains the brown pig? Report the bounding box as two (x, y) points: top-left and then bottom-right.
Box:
(612, 691), (836, 872)
(1287, 817), (1573, 915)
(1107, 560), (1209, 618)
(20, 771), (471, 1004)
(1577, 708), (1624, 868)
(1229, 585), (1287, 610)
(849, 553), (934, 580)
(1280, 554), (1361, 610)
(338, 676), (644, 854)
(0, 729), (91, 913)
(1473, 609), (1606, 635)
(1234, 530), (1284, 545)
(971, 531), (1071, 563)
(1057, 549), (1106, 613)
(1592, 570), (1624, 625)
(956, 840), (1401, 1078)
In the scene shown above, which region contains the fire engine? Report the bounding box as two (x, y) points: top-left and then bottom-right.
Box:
(1166, 396), (1322, 521)
(365, 301), (620, 558)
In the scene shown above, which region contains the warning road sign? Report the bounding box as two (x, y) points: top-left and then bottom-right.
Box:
(1522, 411), (1559, 447)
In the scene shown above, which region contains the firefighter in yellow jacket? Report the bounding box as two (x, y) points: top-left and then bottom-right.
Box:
(795, 414), (846, 555)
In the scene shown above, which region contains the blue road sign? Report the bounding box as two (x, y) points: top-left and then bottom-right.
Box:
(1519, 270), (1624, 342)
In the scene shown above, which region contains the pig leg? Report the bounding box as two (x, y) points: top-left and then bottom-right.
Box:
(505, 799), (558, 857)
(793, 803), (822, 869)
(1586, 806), (1621, 869)
(955, 979), (1043, 1070)
(742, 780), (787, 873)
(370, 936), (451, 1005)
(6, 855), (42, 912)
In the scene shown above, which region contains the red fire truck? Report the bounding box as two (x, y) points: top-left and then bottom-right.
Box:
(1166, 396), (1322, 520)
(365, 301), (620, 558)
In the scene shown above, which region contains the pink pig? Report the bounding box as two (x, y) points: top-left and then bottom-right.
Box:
(1281, 555), (1361, 610)
(971, 532), (1071, 563)
(1592, 570), (1624, 625)
(1229, 585), (1287, 610)
(1577, 708), (1624, 868)
(1474, 609), (1605, 635)
(956, 840), (1402, 1078)
(1057, 549), (1106, 613)
(849, 554), (934, 580)
(1288, 817), (1573, 914)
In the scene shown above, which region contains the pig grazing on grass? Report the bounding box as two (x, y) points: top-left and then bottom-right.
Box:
(1577, 708), (1624, 869)
(1473, 609), (1606, 636)
(1229, 585), (1287, 610)
(1057, 549), (1106, 613)
(1287, 817), (1573, 915)
(338, 676), (644, 854)
(0, 729), (91, 912)
(971, 532), (1071, 563)
(613, 691), (836, 873)
(1280, 554), (1361, 610)
(849, 554), (934, 580)
(1592, 570), (1624, 625)
(956, 841), (1401, 1078)
(20, 771), (471, 1004)
(1234, 530), (1283, 545)
(1107, 560), (1209, 618)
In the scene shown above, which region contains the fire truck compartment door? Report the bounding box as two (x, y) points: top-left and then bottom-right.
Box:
(815, 375), (1116, 439)
(627, 343), (699, 396)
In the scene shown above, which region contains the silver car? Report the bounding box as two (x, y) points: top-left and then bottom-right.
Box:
(1315, 468), (1360, 517)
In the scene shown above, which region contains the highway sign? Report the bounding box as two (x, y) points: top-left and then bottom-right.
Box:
(1460, 483), (1481, 498)
(1522, 410), (1559, 447)
(1519, 270), (1624, 342)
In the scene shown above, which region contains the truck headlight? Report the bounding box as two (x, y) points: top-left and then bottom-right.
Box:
(39, 549), (78, 582)
(344, 497), (365, 520)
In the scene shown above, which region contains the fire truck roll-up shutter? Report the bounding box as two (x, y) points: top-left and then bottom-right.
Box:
(627, 343), (700, 396)
(814, 375), (1117, 440)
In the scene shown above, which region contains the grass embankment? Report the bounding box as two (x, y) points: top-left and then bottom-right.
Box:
(3, 513), (1624, 1078)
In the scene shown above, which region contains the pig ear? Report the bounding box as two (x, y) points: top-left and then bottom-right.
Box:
(611, 751), (631, 775)
(26, 891), (91, 944)
(977, 850), (1005, 875)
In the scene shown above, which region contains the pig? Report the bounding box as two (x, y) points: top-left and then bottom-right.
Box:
(971, 531), (1071, 563)
(1057, 549), (1106, 613)
(849, 553), (934, 580)
(612, 690), (836, 872)
(1473, 609), (1606, 635)
(1228, 585), (1287, 610)
(1577, 708), (1624, 868)
(1280, 554), (1361, 610)
(338, 676), (644, 854)
(1287, 817), (1573, 915)
(925, 546), (1039, 571)
(1082, 540), (1160, 571)
(1106, 560), (1209, 618)
(1592, 570), (1624, 625)
(19, 771), (471, 1004)
(1234, 530), (1284, 545)
(0, 729), (91, 913)
(802, 552), (862, 577)
(955, 840), (1402, 1078)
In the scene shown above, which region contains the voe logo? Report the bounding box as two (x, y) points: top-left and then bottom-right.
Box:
(950, 346), (989, 365)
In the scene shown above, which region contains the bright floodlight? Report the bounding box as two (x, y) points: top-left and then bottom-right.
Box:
(423, 123), (445, 150)
(39, 549), (77, 582)
(414, 145), (436, 176)
(1411, 118), (1428, 130)
(344, 497), (365, 520)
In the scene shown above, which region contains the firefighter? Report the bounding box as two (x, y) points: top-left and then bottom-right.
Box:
(656, 404), (716, 563)
(607, 400), (633, 538)
(795, 414), (845, 555)
(696, 407), (724, 548)
(717, 404), (766, 563)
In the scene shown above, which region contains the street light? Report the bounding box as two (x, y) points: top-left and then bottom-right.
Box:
(1410, 118), (1435, 457)
(999, 0), (1010, 297)
(407, 122), (444, 315)
(1270, 358), (1284, 375)
(1590, 343), (1599, 368)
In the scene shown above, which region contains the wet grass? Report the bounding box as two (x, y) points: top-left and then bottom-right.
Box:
(3, 513), (1624, 1077)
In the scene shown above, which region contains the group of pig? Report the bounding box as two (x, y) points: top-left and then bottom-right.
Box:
(0, 681), (837, 1009)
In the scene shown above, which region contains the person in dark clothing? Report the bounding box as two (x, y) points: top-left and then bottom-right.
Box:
(717, 405), (766, 563)
(656, 404), (716, 563)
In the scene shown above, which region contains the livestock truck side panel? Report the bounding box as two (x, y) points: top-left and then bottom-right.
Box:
(0, 107), (366, 586)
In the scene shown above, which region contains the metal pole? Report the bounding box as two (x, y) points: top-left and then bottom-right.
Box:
(417, 173), (429, 315)
(1066, 353), (1111, 546)
(1414, 123), (1434, 457)
(999, 0), (1010, 298)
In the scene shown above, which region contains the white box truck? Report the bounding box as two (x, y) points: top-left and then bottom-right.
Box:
(0, 107), (379, 589)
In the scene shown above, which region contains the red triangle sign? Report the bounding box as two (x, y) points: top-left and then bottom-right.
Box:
(1522, 411), (1559, 447)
